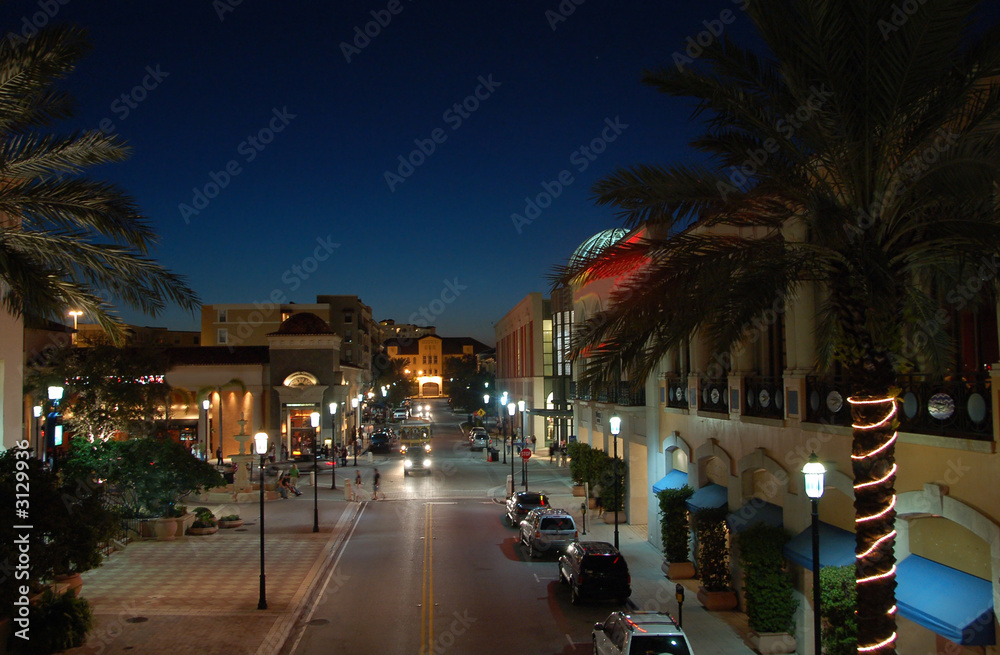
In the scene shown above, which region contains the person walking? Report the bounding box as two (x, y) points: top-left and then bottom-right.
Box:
(288, 463), (302, 495)
(372, 467), (383, 501)
(216, 446), (223, 466)
(354, 470), (365, 501)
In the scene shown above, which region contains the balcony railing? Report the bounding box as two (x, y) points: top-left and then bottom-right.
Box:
(567, 380), (645, 405)
(805, 373), (993, 440)
(665, 376), (689, 409)
(743, 376), (784, 420)
(698, 379), (728, 413)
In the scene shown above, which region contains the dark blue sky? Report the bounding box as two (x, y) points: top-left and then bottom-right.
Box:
(10, 0), (758, 345)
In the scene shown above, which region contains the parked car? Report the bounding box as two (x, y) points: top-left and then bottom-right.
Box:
(505, 491), (549, 526)
(519, 508), (578, 558)
(401, 443), (432, 476)
(592, 611), (693, 654)
(369, 431), (392, 453)
(470, 434), (489, 451)
(392, 408), (408, 421)
(559, 541), (631, 605)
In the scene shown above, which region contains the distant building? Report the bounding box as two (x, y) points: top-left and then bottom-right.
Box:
(384, 334), (490, 397)
(378, 319), (436, 341)
(76, 323), (201, 347)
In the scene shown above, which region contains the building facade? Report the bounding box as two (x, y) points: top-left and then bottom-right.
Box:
(384, 334), (490, 398)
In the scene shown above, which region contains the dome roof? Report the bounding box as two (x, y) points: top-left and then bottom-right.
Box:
(272, 312), (334, 335)
(569, 228), (627, 267)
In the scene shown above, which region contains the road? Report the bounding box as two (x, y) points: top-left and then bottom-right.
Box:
(285, 398), (620, 655)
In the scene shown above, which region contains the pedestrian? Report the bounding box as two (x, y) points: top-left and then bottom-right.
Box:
(354, 470), (365, 501)
(288, 463), (302, 495)
(216, 446), (223, 466)
(281, 443), (288, 461)
(278, 473), (290, 499)
(372, 467), (383, 500)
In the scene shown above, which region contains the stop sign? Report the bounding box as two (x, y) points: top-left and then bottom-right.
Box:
(521, 448), (532, 461)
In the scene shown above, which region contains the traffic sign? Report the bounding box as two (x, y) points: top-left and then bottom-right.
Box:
(475, 409), (485, 417)
(521, 448), (532, 461)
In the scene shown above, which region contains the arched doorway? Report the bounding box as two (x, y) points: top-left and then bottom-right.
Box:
(421, 381), (440, 397)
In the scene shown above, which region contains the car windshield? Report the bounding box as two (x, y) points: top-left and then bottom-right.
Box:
(627, 634), (691, 655)
(583, 555), (626, 574)
(517, 493), (546, 506)
(540, 517), (574, 530)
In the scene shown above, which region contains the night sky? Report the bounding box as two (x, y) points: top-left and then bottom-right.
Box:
(8, 0), (760, 345)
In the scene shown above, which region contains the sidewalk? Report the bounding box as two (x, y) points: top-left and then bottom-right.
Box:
(522, 456), (757, 655)
(62, 465), (377, 655)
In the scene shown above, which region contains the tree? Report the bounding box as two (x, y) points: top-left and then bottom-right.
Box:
(557, 2), (1000, 651)
(0, 25), (198, 341)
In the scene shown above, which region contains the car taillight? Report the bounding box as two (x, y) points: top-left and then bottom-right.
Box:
(535, 531), (541, 540)
(627, 574), (631, 584)
(574, 530), (578, 539)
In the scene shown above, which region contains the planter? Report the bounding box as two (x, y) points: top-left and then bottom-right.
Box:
(602, 510), (626, 524)
(571, 485), (586, 497)
(748, 631), (796, 654)
(218, 519), (243, 529)
(187, 525), (218, 536)
(176, 513), (195, 538)
(661, 561), (696, 580)
(139, 518), (157, 539)
(53, 573), (84, 597)
(696, 586), (738, 611)
(154, 517), (176, 541)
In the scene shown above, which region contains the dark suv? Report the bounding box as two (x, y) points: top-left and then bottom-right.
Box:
(505, 491), (549, 526)
(369, 431), (392, 453)
(558, 541), (631, 605)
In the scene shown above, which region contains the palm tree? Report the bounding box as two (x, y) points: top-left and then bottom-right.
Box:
(558, 1), (1000, 652)
(0, 25), (198, 341)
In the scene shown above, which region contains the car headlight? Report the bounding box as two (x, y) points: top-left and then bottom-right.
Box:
(422, 459), (431, 468)
(404, 459), (412, 468)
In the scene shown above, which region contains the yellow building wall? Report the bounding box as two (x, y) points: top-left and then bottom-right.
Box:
(908, 516), (991, 580)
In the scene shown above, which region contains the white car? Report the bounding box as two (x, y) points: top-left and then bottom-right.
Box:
(593, 611), (694, 655)
(470, 434), (489, 451)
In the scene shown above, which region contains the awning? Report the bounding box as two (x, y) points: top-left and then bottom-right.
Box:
(727, 500), (783, 533)
(652, 470), (688, 494)
(783, 522), (856, 569)
(896, 555), (995, 646)
(685, 483), (728, 512)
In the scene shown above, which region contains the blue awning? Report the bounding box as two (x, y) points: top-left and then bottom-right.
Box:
(896, 555), (995, 646)
(652, 470), (688, 494)
(685, 483), (728, 512)
(727, 500), (783, 533)
(783, 522), (856, 569)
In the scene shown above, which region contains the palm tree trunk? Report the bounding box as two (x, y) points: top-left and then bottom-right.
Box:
(847, 341), (899, 654)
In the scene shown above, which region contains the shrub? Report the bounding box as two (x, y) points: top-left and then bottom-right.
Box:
(566, 442), (589, 484)
(598, 456), (627, 511)
(192, 507), (216, 528)
(693, 507), (732, 591)
(16, 589), (94, 654)
(820, 565), (857, 655)
(736, 523), (797, 633)
(657, 485), (694, 562)
(220, 514), (241, 522)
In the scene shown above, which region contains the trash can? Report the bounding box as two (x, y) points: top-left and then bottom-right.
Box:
(490, 448), (500, 462)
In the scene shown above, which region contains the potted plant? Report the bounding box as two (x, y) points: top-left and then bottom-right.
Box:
(566, 442), (588, 495)
(657, 485), (695, 579)
(14, 588), (94, 654)
(693, 507), (737, 610)
(598, 456), (627, 524)
(188, 507), (218, 535)
(218, 514), (243, 529)
(737, 523), (797, 653)
(820, 565), (857, 655)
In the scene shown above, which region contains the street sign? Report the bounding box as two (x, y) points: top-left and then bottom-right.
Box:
(475, 409), (485, 417)
(521, 448), (532, 461)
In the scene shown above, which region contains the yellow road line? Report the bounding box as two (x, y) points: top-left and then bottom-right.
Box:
(420, 502), (434, 654)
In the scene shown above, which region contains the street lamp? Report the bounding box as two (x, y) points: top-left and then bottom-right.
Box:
(330, 402), (338, 490)
(68, 310), (82, 344)
(46, 385), (64, 469)
(254, 431), (269, 610)
(802, 452), (826, 655)
(310, 411), (320, 533)
(609, 414), (622, 549)
(202, 399), (211, 461)
(352, 396), (360, 466)
(507, 402), (516, 493)
(32, 405), (42, 460)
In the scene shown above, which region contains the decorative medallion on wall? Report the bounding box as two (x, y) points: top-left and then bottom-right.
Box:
(283, 371), (319, 387)
(927, 392), (955, 420)
(826, 390), (843, 413)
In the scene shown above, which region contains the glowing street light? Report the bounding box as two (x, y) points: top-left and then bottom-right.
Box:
(802, 453), (827, 655)
(609, 414), (622, 549)
(254, 431), (269, 610)
(310, 411), (320, 533)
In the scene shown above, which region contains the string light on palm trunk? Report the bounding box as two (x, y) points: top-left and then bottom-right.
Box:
(849, 394), (898, 654)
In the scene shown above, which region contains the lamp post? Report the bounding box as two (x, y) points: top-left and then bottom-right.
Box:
(500, 392), (508, 463)
(507, 402), (516, 493)
(202, 399), (211, 461)
(803, 452), (826, 655)
(68, 310), (82, 344)
(254, 431), (268, 610)
(352, 396), (360, 466)
(32, 405), (42, 460)
(518, 400), (526, 486)
(330, 402), (338, 490)
(46, 385), (64, 470)
(609, 413), (622, 549)
(310, 411), (320, 533)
